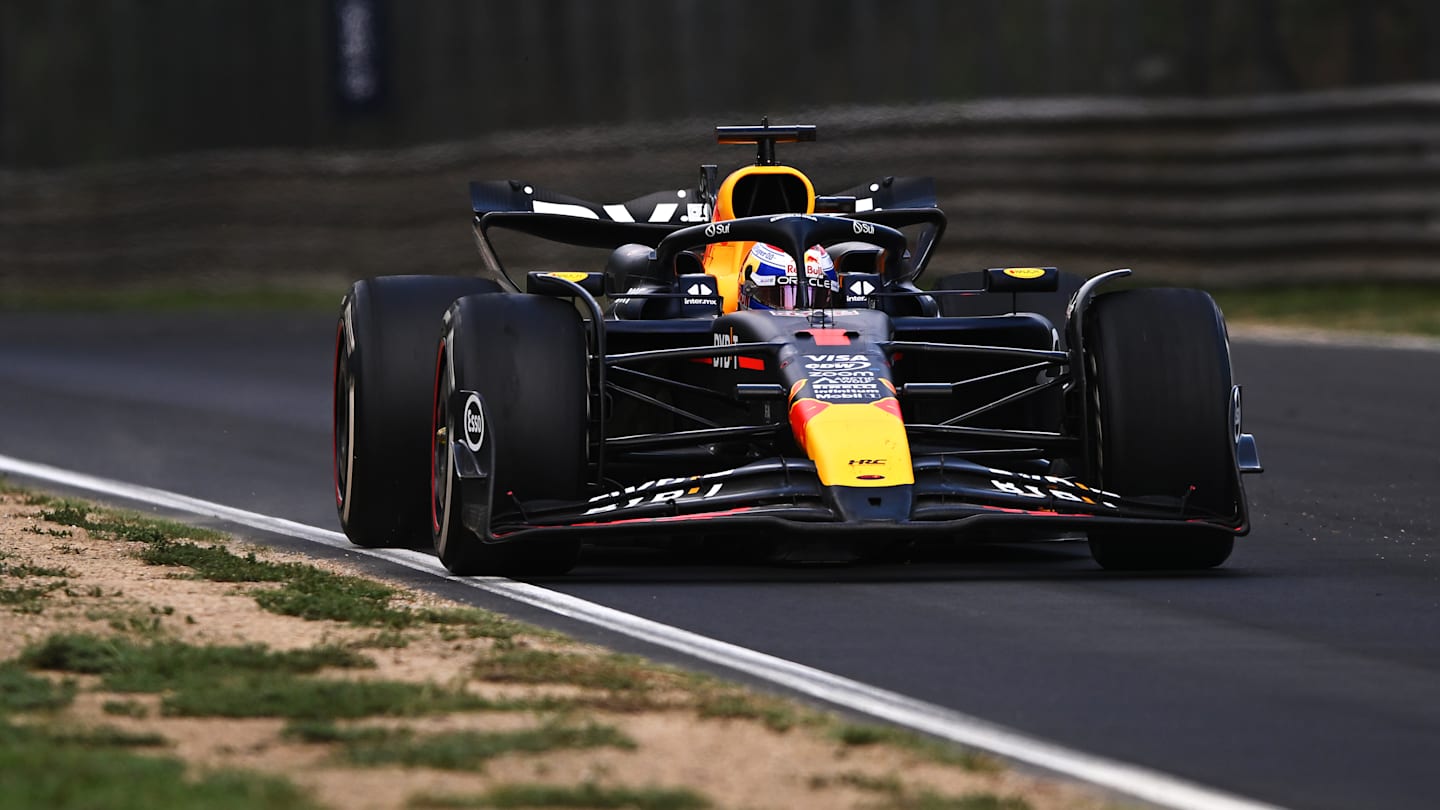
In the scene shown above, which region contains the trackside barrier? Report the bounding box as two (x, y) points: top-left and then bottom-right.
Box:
(3, 85), (1440, 289)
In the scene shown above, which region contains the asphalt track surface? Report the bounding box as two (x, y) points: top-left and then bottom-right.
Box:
(2, 310), (1438, 810)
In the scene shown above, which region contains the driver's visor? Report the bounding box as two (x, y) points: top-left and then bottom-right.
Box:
(750, 281), (798, 310)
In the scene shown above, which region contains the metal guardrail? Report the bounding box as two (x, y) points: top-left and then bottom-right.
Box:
(4, 85), (1440, 290)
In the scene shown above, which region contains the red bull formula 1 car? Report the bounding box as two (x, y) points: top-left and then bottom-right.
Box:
(333, 122), (1262, 575)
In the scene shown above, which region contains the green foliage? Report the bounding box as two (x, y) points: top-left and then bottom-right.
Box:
(807, 770), (1029, 810)
(17, 633), (562, 720)
(31, 493), (548, 638)
(138, 540), (294, 582)
(37, 501), (222, 544)
(417, 606), (537, 640)
(694, 690), (798, 733)
(281, 719), (393, 744)
(164, 676), (507, 720)
(136, 537), (419, 627)
(0, 562), (74, 578)
(331, 722), (636, 771)
(1210, 282), (1440, 337)
(0, 581), (62, 612)
(472, 649), (652, 692)
(809, 771), (904, 795)
(18, 524), (72, 536)
(0, 665), (75, 713)
(830, 723), (1000, 773)
(43, 725), (168, 748)
(878, 793), (1032, 810)
(353, 629), (412, 649)
(411, 782), (712, 809)
(101, 699), (149, 719)
(0, 719), (318, 810)
(20, 633), (372, 693)
(0, 719), (314, 809)
(252, 572), (407, 626)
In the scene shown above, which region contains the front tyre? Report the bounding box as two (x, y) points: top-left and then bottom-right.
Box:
(431, 293), (587, 575)
(334, 275), (500, 548)
(1083, 288), (1238, 571)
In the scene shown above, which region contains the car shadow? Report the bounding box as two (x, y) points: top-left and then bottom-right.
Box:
(518, 539), (1259, 586)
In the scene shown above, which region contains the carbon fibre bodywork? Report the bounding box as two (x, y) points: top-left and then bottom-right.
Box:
(440, 124), (1261, 561)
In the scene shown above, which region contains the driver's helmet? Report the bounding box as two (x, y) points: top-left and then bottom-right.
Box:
(739, 243), (839, 310)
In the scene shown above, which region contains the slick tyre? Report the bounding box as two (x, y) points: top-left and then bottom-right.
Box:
(431, 293), (586, 576)
(1083, 288), (1237, 570)
(334, 275), (501, 548)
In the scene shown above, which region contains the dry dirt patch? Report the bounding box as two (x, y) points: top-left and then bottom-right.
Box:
(0, 489), (1117, 810)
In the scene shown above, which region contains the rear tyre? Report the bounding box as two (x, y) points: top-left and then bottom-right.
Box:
(1083, 288), (1237, 570)
(432, 293), (586, 575)
(334, 275), (501, 548)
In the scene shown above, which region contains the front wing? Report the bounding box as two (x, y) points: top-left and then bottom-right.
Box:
(477, 455), (1249, 544)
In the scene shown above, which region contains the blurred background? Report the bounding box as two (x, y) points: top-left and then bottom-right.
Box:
(4, 0), (1440, 296)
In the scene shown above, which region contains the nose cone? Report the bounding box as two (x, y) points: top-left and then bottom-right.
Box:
(827, 484), (914, 523)
(789, 398), (913, 487)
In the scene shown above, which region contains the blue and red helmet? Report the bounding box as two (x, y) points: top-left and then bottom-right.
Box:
(740, 243), (839, 310)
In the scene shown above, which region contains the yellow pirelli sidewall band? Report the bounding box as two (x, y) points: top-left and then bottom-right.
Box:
(797, 400), (915, 487)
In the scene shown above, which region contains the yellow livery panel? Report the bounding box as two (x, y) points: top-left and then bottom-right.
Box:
(790, 399), (914, 487)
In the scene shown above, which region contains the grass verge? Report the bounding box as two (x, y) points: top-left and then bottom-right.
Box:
(33, 496), (225, 545)
(471, 648), (654, 692)
(1209, 282), (1440, 337)
(289, 721), (634, 771)
(21, 633), (372, 692)
(832, 723), (1002, 773)
(0, 719), (319, 810)
(0, 664), (76, 713)
(0, 485), (1116, 810)
(33, 497), (530, 636)
(17, 634), (559, 719)
(410, 782), (712, 809)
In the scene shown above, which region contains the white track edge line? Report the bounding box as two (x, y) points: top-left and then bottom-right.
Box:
(0, 453), (1284, 810)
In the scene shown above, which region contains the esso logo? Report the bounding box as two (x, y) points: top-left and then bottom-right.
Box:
(461, 394), (485, 451)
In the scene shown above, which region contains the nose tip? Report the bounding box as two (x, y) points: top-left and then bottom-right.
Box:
(828, 485), (912, 523)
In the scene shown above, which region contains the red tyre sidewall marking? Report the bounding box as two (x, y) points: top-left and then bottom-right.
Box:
(332, 320), (345, 508)
(430, 337), (447, 534)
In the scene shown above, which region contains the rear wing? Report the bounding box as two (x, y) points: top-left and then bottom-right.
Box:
(471, 180), (704, 225)
(469, 181), (696, 290)
(470, 176), (938, 225)
(467, 176), (943, 290)
(827, 176), (937, 214)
